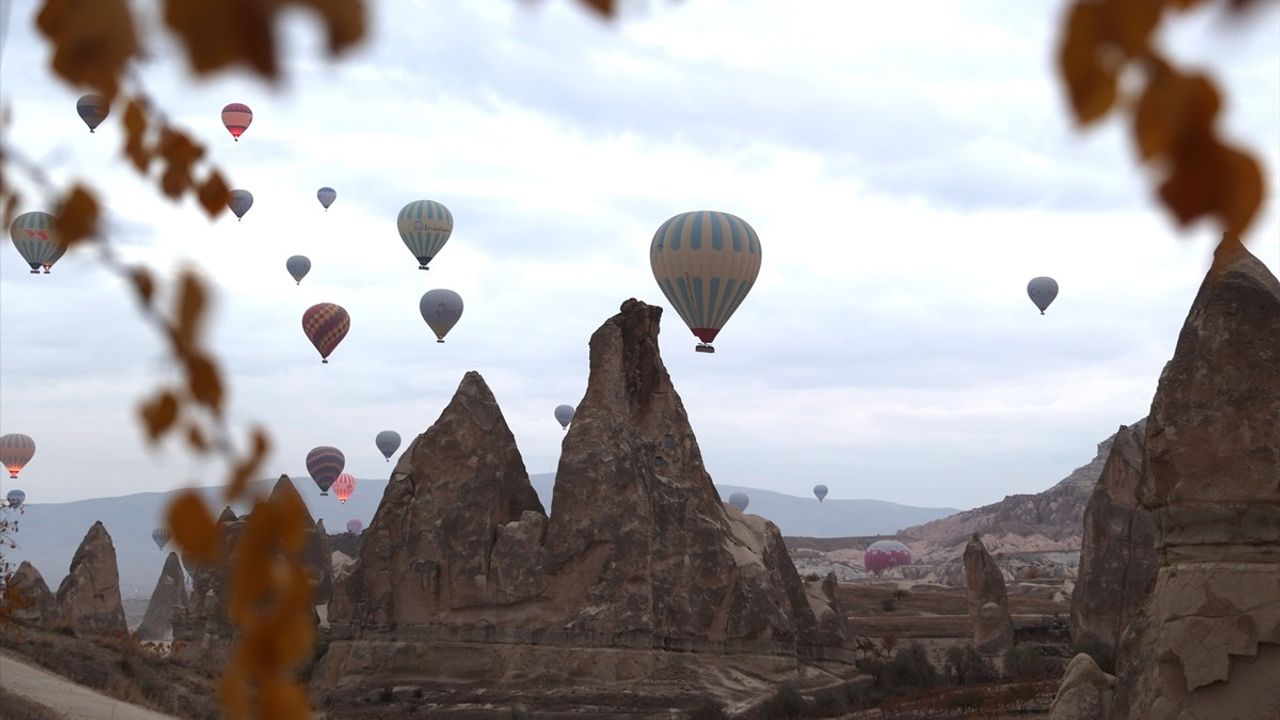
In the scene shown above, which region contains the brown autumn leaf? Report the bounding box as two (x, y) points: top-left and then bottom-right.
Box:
(1217, 144), (1263, 235)
(218, 665), (251, 720)
(259, 677), (309, 720)
(175, 270), (207, 344)
(139, 390), (180, 441)
(1158, 132), (1225, 225)
(156, 129), (204, 199)
(1058, 2), (1119, 125)
(197, 173), (231, 219)
(129, 266), (155, 307)
(1101, 0), (1164, 56)
(273, 486), (310, 554)
(35, 0), (139, 99)
(55, 185), (100, 246)
(227, 427), (270, 499)
(186, 352), (224, 411)
(186, 423), (209, 453)
(163, 0), (280, 79)
(122, 100), (152, 173)
(167, 490), (220, 563)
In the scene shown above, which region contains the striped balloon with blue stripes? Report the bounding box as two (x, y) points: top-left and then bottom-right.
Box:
(649, 211), (762, 350)
(9, 212), (60, 273)
(397, 200), (453, 270)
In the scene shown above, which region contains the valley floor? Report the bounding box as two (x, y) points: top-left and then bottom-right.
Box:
(0, 651), (179, 720)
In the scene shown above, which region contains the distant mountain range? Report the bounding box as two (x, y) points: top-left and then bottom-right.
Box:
(3, 473), (956, 598)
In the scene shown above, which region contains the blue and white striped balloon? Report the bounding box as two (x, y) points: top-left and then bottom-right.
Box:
(397, 200), (453, 270)
(9, 212), (60, 274)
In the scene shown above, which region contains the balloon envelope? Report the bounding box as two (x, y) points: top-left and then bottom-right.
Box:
(554, 404), (575, 429)
(864, 539), (913, 575)
(650, 211), (762, 352)
(10, 212), (60, 273)
(317, 187), (337, 210)
(152, 527), (172, 550)
(221, 103), (253, 140)
(306, 446), (345, 495)
(375, 431), (401, 461)
(397, 200), (453, 269)
(227, 189), (253, 219)
(76, 94), (109, 132)
(419, 289), (463, 342)
(728, 492), (750, 512)
(1027, 276), (1059, 314)
(286, 255), (311, 284)
(813, 484), (829, 502)
(333, 473), (356, 504)
(302, 303), (350, 363)
(6, 489), (25, 509)
(346, 519), (363, 534)
(0, 433), (36, 479)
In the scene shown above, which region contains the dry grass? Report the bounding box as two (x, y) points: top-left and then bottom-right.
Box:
(0, 685), (65, 720)
(840, 582), (1068, 639)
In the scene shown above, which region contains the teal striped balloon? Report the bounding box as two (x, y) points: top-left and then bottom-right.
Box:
(649, 211), (762, 352)
(397, 200), (453, 270)
(9, 212), (60, 274)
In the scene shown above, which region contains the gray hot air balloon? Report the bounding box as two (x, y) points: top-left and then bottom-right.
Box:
(813, 484), (829, 503)
(6, 489), (25, 509)
(317, 187), (337, 211)
(375, 430), (401, 462)
(1027, 276), (1059, 315)
(152, 527), (172, 550)
(286, 255), (311, 285)
(554, 404), (575, 430)
(346, 519), (363, 534)
(227, 189), (254, 221)
(419, 289), (463, 343)
(728, 492), (750, 512)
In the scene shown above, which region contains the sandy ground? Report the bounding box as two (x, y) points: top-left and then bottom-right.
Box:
(0, 651), (179, 720)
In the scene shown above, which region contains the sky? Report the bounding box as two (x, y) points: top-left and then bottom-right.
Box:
(1, 0), (1277, 511)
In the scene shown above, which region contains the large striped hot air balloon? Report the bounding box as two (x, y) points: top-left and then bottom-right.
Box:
(306, 446), (345, 496)
(397, 200), (453, 270)
(76, 95), (109, 133)
(221, 103), (253, 141)
(650, 211), (762, 354)
(0, 434), (36, 479)
(9, 212), (60, 274)
(333, 473), (356, 504)
(302, 303), (350, 363)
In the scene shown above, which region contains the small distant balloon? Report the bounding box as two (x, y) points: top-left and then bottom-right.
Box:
(346, 519), (363, 534)
(375, 431), (401, 462)
(302, 303), (350, 363)
(333, 473), (356, 504)
(76, 95), (109, 132)
(864, 539), (913, 576)
(0, 433), (36, 479)
(6, 489), (25, 509)
(554, 404), (575, 430)
(317, 187), (337, 210)
(728, 492), (750, 512)
(152, 527), (172, 550)
(1027, 277), (1059, 315)
(419, 289), (463, 343)
(227, 190), (254, 220)
(306, 446), (345, 496)
(397, 200), (453, 270)
(10, 212), (60, 274)
(221, 103), (253, 141)
(286, 255), (311, 285)
(813, 484), (829, 503)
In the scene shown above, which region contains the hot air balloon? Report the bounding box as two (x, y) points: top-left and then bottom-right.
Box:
(728, 492), (750, 512)
(306, 446), (345, 496)
(554, 404), (575, 430)
(419, 289), (463, 343)
(317, 187), (337, 211)
(227, 189), (253, 220)
(864, 539), (913, 576)
(375, 431), (401, 462)
(650, 211), (762, 354)
(397, 200), (453, 270)
(333, 473), (356, 503)
(813, 484), (829, 503)
(6, 489), (25, 509)
(286, 255), (311, 285)
(302, 303), (350, 363)
(346, 519), (363, 534)
(0, 434), (35, 479)
(76, 95), (109, 132)
(1027, 277), (1059, 315)
(152, 527), (172, 550)
(42, 240), (68, 274)
(10, 212), (60, 274)
(221, 103), (253, 141)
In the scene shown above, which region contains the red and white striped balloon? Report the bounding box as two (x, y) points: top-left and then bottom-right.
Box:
(333, 473), (356, 503)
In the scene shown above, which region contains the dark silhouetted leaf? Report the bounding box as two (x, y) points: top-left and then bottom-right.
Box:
(186, 423), (209, 453)
(176, 270), (207, 344)
(56, 185), (100, 246)
(1059, 3), (1118, 125)
(122, 99), (151, 173)
(1219, 145), (1263, 236)
(167, 490), (219, 563)
(198, 173), (231, 218)
(129, 267), (155, 307)
(1102, 0), (1163, 56)
(35, 0), (139, 99)
(186, 352), (224, 411)
(140, 390), (180, 441)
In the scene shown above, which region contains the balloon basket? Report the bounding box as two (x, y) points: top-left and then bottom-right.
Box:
(320, 492), (328, 496)
(695, 344), (715, 354)
(322, 359), (329, 364)
(437, 339), (444, 344)
(419, 266), (429, 271)
(29, 269), (39, 274)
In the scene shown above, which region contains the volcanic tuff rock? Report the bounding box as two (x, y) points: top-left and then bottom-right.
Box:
(8, 560), (55, 624)
(1069, 422), (1155, 668)
(136, 551), (188, 641)
(273, 478), (334, 606)
(54, 521), (127, 635)
(1102, 238), (1280, 720)
(1048, 653), (1114, 720)
(963, 533), (1014, 654)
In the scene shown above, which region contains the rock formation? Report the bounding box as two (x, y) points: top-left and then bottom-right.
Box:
(1048, 653), (1114, 720)
(270, 478), (333, 606)
(7, 561), (55, 624)
(136, 551), (188, 641)
(1070, 421), (1156, 668)
(1105, 238), (1280, 719)
(963, 533), (1014, 654)
(54, 521), (127, 635)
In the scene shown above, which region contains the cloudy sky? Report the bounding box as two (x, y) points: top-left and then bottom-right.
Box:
(1, 1), (1277, 511)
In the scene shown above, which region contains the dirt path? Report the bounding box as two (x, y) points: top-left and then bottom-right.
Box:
(0, 651), (179, 720)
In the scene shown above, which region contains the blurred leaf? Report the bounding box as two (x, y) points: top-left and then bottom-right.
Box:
(122, 99), (152, 173)
(156, 129), (204, 199)
(1218, 145), (1263, 235)
(274, 485), (309, 554)
(186, 423), (209, 453)
(55, 185), (100, 246)
(1059, 3), (1118, 125)
(260, 677), (309, 720)
(139, 390), (180, 441)
(1101, 0), (1163, 56)
(167, 490), (219, 563)
(186, 352), (224, 411)
(129, 267), (155, 307)
(1158, 132), (1223, 225)
(35, 0), (139, 99)
(197, 173), (231, 218)
(227, 427), (270, 499)
(218, 665), (250, 720)
(175, 270), (207, 344)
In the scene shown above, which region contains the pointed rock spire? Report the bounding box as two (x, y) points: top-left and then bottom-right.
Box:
(54, 521), (127, 635)
(136, 552), (188, 641)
